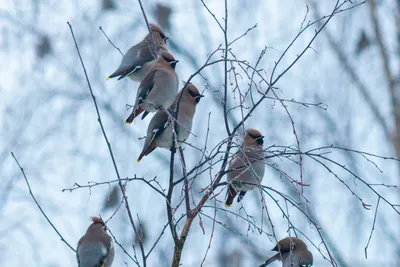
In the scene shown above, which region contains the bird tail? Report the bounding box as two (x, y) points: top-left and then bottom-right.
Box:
(137, 145), (156, 162)
(260, 253), (279, 266)
(225, 185), (238, 208)
(106, 72), (118, 81)
(137, 129), (160, 162)
(107, 68), (129, 81)
(125, 106), (144, 124)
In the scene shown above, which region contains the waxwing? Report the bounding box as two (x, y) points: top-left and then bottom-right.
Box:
(76, 217), (114, 267)
(261, 237), (313, 267)
(225, 128), (265, 207)
(136, 83), (203, 162)
(107, 23), (168, 82)
(125, 50), (179, 124)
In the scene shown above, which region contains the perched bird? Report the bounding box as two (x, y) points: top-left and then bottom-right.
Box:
(225, 128), (265, 207)
(261, 237), (313, 267)
(76, 217), (114, 267)
(125, 50), (179, 124)
(107, 23), (168, 82)
(136, 83), (203, 162)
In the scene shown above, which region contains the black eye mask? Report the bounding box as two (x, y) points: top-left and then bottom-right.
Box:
(247, 133), (264, 145)
(162, 56), (175, 63)
(188, 90), (204, 103)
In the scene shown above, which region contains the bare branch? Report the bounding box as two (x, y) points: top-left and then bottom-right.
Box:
(11, 152), (76, 253)
(99, 26), (123, 56)
(364, 197), (380, 259)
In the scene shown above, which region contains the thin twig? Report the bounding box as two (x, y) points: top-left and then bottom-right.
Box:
(223, 0), (231, 136)
(11, 152), (76, 253)
(167, 148), (179, 245)
(136, 0), (157, 57)
(99, 26), (123, 56)
(364, 197), (380, 259)
(228, 24), (258, 46)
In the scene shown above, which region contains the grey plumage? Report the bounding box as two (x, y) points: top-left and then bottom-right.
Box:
(261, 237), (313, 267)
(125, 50), (179, 124)
(136, 83), (203, 162)
(225, 128), (265, 207)
(107, 23), (168, 82)
(77, 217), (114, 267)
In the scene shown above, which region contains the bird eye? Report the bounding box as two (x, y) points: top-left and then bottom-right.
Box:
(188, 90), (196, 97)
(103, 226), (108, 231)
(247, 133), (258, 139)
(162, 56), (176, 63)
(160, 33), (167, 40)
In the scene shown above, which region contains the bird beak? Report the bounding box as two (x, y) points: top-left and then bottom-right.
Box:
(195, 94), (204, 103)
(164, 37), (169, 41)
(257, 136), (264, 145)
(170, 60), (179, 69)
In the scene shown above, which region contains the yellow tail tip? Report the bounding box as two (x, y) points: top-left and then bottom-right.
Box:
(225, 204), (232, 208)
(106, 77), (111, 81)
(124, 121), (132, 124)
(136, 158), (141, 163)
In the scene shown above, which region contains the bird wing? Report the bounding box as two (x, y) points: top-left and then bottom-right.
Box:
(125, 69), (159, 124)
(226, 150), (245, 182)
(136, 68), (157, 105)
(227, 149), (265, 186)
(228, 150), (252, 174)
(229, 150), (264, 172)
(138, 41), (157, 63)
(138, 67), (177, 109)
(109, 43), (154, 79)
(260, 253), (281, 266)
(102, 234), (114, 266)
(145, 109), (173, 150)
(137, 109), (174, 162)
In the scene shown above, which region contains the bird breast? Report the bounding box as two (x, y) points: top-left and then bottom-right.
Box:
(142, 70), (178, 112)
(78, 243), (107, 267)
(282, 252), (303, 267)
(156, 113), (193, 149)
(227, 150), (265, 192)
